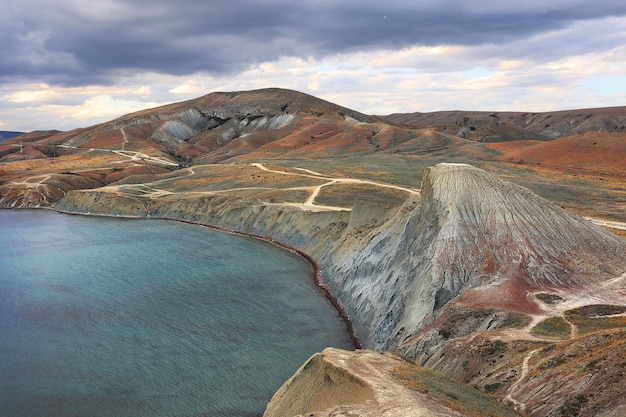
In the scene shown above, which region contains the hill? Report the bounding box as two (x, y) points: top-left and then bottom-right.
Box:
(385, 106), (626, 142)
(2, 88), (623, 222)
(1, 88), (625, 416)
(486, 132), (626, 176)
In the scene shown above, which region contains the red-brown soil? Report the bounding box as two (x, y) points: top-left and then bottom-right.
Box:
(486, 132), (626, 178)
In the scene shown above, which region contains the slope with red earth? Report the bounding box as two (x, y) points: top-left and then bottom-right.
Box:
(487, 132), (626, 178)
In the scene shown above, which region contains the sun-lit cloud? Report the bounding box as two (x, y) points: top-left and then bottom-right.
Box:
(168, 83), (205, 95)
(72, 95), (162, 120)
(1, 1), (625, 131)
(133, 86), (152, 95)
(6, 88), (59, 103)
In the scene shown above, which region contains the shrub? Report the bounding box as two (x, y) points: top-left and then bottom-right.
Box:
(496, 312), (532, 329)
(481, 340), (507, 356)
(530, 317), (571, 339)
(484, 382), (503, 393)
(558, 395), (588, 417)
(535, 293), (564, 304)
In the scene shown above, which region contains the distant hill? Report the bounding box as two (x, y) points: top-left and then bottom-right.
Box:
(486, 132), (626, 176)
(0, 88), (465, 166)
(0, 131), (26, 142)
(384, 107), (626, 142)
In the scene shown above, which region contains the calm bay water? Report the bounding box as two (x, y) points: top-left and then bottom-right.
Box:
(0, 210), (352, 417)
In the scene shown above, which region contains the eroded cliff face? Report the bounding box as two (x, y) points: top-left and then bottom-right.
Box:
(315, 163), (626, 353)
(54, 163), (626, 355)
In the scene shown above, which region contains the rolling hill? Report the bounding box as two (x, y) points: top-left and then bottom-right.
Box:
(384, 106), (626, 142)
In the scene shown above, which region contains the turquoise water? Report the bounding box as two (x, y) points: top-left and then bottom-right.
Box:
(0, 210), (352, 417)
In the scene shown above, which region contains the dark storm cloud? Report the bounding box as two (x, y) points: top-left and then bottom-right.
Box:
(2, 0), (626, 86)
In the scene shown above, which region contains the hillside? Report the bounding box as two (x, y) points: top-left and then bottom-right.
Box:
(264, 348), (522, 417)
(2, 88), (624, 222)
(1, 88), (625, 416)
(486, 132), (626, 176)
(385, 106), (626, 142)
(340, 163), (626, 350)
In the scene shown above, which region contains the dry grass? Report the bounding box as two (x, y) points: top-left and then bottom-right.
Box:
(565, 305), (626, 335)
(392, 365), (520, 417)
(487, 133), (626, 178)
(157, 164), (326, 192)
(530, 317), (571, 339)
(315, 183), (409, 208)
(496, 312), (533, 329)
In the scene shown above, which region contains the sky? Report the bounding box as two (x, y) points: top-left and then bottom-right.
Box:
(1, 0), (626, 132)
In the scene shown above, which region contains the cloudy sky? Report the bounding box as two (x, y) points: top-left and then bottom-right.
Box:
(2, 0), (626, 131)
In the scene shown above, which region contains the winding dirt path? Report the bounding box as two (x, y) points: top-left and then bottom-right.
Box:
(121, 126), (129, 151)
(9, 174), (51, 186)
(584, 217), (626, 231)
(98, 162), (420, 213)
(506, 349), (539, 413)
(251, 163), (420, 195)
(250, 162), (420, 212)
(56, 143), (179, 167)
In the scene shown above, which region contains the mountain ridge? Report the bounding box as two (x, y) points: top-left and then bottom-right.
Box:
(384, 106), (626, 141)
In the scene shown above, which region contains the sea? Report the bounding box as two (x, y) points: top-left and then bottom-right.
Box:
(0, 210), (353, 417)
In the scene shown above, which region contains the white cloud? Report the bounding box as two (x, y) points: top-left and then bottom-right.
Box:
(72, 95), (161, 120)
(6, 87), (59, 103)
(2, 13), (626, 132)
(169, 83), (204, 95)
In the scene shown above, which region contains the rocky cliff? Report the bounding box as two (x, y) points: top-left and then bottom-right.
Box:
(21, 161), (626, 416)
(332, 163), (626, 349)
(55, 164), (626, 353)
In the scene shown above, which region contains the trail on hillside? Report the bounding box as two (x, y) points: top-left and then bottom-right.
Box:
(121, 127), (129, 151)
(584, 217), (626, 231)
(55, 143), (179, 167)
(250, 162), (420, 212)
(505, 349), (539, 414)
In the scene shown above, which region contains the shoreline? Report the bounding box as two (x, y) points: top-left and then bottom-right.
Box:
(34, 206), (363, 350)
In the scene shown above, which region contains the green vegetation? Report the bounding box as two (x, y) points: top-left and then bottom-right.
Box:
(392, 365), (521, 417)
(535, 293), (564, 304)
(481, 339), (508, 356)
(438, 328), (452, 339)
(315, 182), (409, 208)
(496, 312), (533, 329)
(566, 304), (626, 317)
(585, 357), (604, 370)
(564, 305), (626, 335)
(541, 354), (568, 369)
(484, 382), (503, 393)
(530, 316), (571, 339)
(558, 395), (588, 417)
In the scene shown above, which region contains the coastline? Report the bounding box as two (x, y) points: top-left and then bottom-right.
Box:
(35, 206), (362, 350)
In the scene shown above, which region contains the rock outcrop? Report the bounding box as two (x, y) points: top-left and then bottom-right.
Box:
(55, 164), (626, 356)
(322, 163), (626, 354)
(262, 347), (520, 417)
